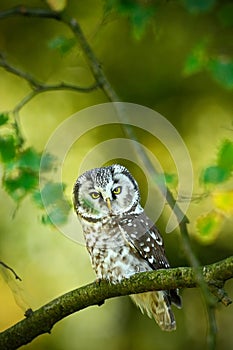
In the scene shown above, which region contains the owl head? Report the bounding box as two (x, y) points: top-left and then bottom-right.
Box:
(73, 164), (140, 220)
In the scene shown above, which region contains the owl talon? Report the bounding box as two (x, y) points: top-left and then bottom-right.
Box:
(95, 277), (112, 285)
(95, 278), (102, 285)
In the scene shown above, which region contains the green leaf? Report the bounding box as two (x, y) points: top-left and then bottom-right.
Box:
(129, 5), (154, 40)
(41, 213), (52, 225)
(201, 165), (230, 185)
(40, 152), (57, 172)
(182, 0), (216, 14)
(3, 170), (38, 201)
(195, 210), (224, 244)
(104, 0), (154, 40)
(17, 148), (41, 172)
(0, 113), (9, 126)
(164, 173), (178, 188)
(217, 139), (233, 172)
(218, 3), (233, 27)
(48, 36), (76, 54)
(208, 58), (233, 89)
(32, 190), (44, 209)
(33, 181), (71, 225)
(40, 182), (66, 207)
(4, 147), (41, 175)
(183, 40), (209, 76)
(41, 200), (71, 226)
(212, 191), (233, 215)
(0, 135), (16, 163)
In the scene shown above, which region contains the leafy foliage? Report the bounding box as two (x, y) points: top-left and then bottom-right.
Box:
(40, 152), (57, 172)
(4, 169), (38, 201)
(184, 43), (233, 89)
(0, 134), (16, 163)
(195, 139), (233, 244)
(48, 35), (76, 54)
(183, 40), (209, 76)
(0, 113), (8, 126)
(34, 182), (71, 226)
(213, 191), (233, 215)
(217, 139), (233, 172)
(104, 0), (155, 39)
(41, 199), (71, 226)
(183, 0), (233, 91)
(181, 0), (216, 14)
(208, 58), (233, 89)
(164, 173), (178, 189)
(200, 139), (233, 185)
(0, 113), (71, 226)
(0, 1), (232, 243)
(196, 210), (224, 244)
(201, 165), (230, 185)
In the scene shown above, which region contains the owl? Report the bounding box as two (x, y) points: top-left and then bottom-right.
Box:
(73, 164), (181, 331)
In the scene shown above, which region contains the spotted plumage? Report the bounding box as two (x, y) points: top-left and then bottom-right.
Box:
(73, 164), (181, 331)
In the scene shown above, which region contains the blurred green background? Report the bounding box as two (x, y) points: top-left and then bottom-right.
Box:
(0, 0), (232, 349)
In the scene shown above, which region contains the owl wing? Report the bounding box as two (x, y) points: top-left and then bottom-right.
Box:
(119, 211), (170, 270)
(133, 225), (170, 270)
(119, 211), (182, 308)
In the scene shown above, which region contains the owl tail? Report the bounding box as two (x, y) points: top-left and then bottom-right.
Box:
(130, 291), (178, 331)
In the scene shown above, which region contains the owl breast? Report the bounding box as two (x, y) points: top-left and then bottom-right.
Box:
(81, 217), (151, 282)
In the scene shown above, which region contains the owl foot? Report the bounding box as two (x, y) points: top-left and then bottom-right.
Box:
(95, 277), (102, 285)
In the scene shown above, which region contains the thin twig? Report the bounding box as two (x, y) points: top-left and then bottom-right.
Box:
(0, 49), (98, 146)
(0, 261), (22, 281)
(0, 54), (99, 95)
(11, 82), (99, 115)
(0, 6), (60, 20)
(0, 52), (39, 87)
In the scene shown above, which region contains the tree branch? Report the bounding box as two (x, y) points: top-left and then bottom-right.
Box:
(0, 257), (232, 350)
(0, 47), (98, 146)
(0, 6), (60, 20)
(0, 53), (99, 106)
(11, 81), (99, 114)
(0, 261), (22, 281)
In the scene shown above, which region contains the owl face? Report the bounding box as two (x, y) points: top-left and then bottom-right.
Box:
(73, 164), (140, 220)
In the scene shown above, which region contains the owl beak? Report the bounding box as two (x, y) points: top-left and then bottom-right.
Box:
(106, 197), (112, 212)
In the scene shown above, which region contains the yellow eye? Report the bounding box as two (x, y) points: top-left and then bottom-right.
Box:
(113, 186), (122, 195)
(90, 191), (100, 199)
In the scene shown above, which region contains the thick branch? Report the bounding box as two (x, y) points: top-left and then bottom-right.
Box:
(0, 257), (232, 350)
